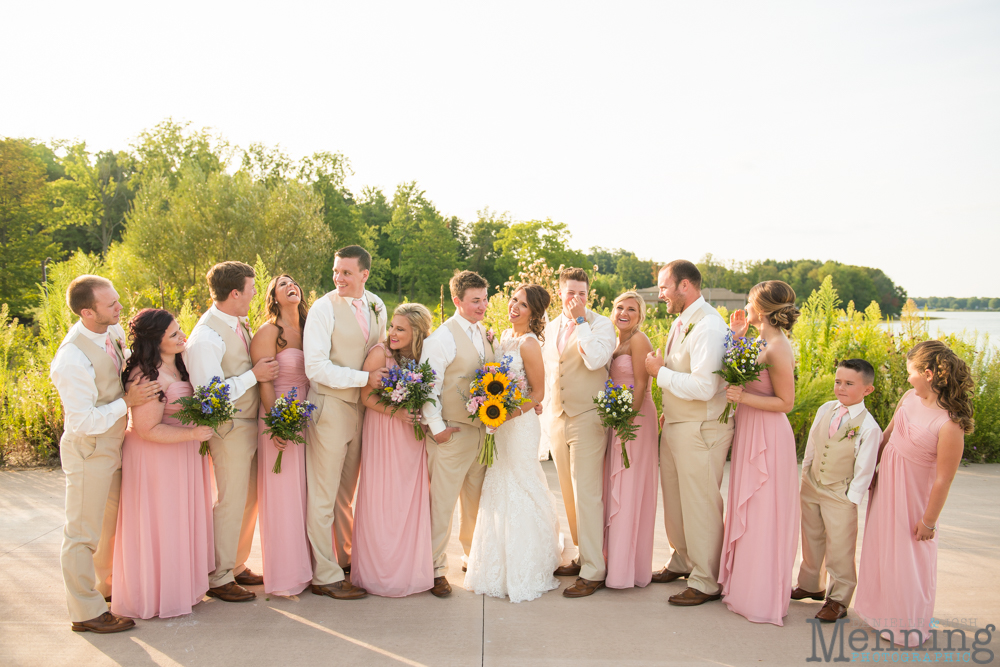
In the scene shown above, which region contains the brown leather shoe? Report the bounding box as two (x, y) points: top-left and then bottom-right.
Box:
(554, 559), (581, 577)
(790, 587), (826, 601)
(815, 599), (848, 622)
(430, 576), (452, 597)
(71, 612), (135, 634)
(563, 577), (605, 598)
(668, 587), (722, 606)
(311, 581), (368, 600)
(651, 568), (690, 584)
(234, 568), (264, 586)
(206, 581), (256, 602)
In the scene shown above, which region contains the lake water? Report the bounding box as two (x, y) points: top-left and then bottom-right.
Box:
(884, 311), (1000, 342)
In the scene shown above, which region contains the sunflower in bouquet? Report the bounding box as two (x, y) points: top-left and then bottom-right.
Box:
(465, 354), (530, 466)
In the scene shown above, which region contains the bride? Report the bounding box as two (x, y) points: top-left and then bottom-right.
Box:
(464, 284), (562, 603)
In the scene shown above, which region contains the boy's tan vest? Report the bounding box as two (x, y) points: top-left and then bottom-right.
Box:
(812, 408), (868, 486)
(204, 314), (259, 417)
(440, 318), (495, 423)
(313, 291), (382, 404)
(661, 306), (728, 424)
(59, 329), (127, 444)
(549, 311), (609, 418)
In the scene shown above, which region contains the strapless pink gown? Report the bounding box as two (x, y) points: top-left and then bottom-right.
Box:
(257, 348), (312, 596)
(855, 392), (950, 647)
(351, 349), (434, 597)
(112, 381), (214, 619)
(719, 369), (800, 625)
(602, 354), (659, 589)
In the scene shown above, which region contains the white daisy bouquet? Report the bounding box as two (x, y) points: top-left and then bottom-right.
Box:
(713, 331), (769, 424)
(594, 379), (642, 469)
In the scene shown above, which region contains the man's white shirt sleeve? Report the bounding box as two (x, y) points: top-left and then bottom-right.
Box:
(49, 327), (128, 436)
(848, 413), (883, 504)
(303, 296), (370, 391)
(656, 311), (726, 402)
(420, 325), (457, 435)
(574, 313), (616, 370)
(186, 313), (256, 401)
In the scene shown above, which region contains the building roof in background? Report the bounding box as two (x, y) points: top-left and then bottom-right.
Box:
(633, 286), (746, 306)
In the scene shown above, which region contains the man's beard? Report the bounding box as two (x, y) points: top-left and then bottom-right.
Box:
(94, 312), (118, 326)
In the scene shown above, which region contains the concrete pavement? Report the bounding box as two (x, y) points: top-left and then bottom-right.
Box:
(1, 462), (997, 666)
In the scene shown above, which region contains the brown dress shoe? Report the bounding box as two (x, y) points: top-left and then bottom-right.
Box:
(790, 587), (826, 601)
(563, 577), (605, 598)
(554, 559), (581, 577)
(311, 581), (368, 600)
(430, 576), (452, 597)
(71, 612), (136, 634)
(650, 568), (690, 584)
(234, 568), (264, 586)
(206, 582), (256, 602)
(815, 599), (848, 622)
(668, 587), (722, 606)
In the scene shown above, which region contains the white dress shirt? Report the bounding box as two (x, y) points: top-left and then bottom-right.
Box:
(303, 290), (385, 390)
(185, 304), (258, 399)
(551, 311), (616, 371)
(656, 296), (728, 401)
(49, 320), (129, 436)
(420, 314), (487, 435)
(803, 399), (883, 504)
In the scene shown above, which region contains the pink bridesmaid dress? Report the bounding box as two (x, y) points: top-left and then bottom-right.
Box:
(112, 381), (214, 619)
(350, 346), (434, 597)
(855, 391), (950, 647)
(719, 369), (800, 625)
(257, 347), (312, 596)
(602, 354), (659, 589)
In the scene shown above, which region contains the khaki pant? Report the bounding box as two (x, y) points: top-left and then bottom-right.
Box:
(306, 392), (361, 585)
(59, 430), (123, 622)
(797, 466), (859, 604)
(551, 409), (608, 582)
(207, 417), (260, 588)
(659, 418), (734, 595)
(425, 421), (486, 577)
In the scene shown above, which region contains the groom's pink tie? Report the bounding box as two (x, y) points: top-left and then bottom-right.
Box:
(665, 322), (681, 355)
(105, 335), (121, 373)
(353, 299), (370, 340)
(557, 320), (576, 355)
(828, 405), (850, 438)
(236, 322), (249, 352)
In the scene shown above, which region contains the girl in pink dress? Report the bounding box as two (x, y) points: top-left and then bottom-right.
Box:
(719, 281), (801, 626)
(112, 309), (216, 619)
(855, 341), (973, 647)
(602, 291), (659, 589)
(351, 303), (434, 597)
(250, 274), (313, 596)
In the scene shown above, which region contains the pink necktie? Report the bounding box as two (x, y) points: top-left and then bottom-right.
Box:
(665, 321), (681, 355)
(828, 405), (850, 438)
(557, 320), (576, 355)
(236, 322), (249, 352)
(353, 299), (370, 340)
(105, 335), (121, 373)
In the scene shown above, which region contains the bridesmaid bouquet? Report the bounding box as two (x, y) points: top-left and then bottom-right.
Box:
(262, 387), (317, 473)
(594, 380), (642, 469)
(465, 354), (530, 467)
(369, 359), (437, 441)
(172, 376), (240, 455)
(713, 331), (769, 424)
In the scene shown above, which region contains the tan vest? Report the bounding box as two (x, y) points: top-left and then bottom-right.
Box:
(313, 291), (383, 404)
(661, 306), (728, 424)
(204, 314), (260, 418)
(549, 312), (609, 418)
(60, 329), (127, 442)
(811, 408), (867, 486)
(440, 318), (495, 423)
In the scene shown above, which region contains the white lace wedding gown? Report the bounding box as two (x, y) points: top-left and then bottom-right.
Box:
(464, 331), (562, 603)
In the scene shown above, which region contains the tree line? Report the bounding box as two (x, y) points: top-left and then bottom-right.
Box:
(911, 296), (1000, 311)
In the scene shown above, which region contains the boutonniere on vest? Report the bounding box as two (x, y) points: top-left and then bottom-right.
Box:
(840, 426), (860, 442)
(681, 322), (697, 342)
(485, 329), (496, 348)
(370, 302), (382, 319)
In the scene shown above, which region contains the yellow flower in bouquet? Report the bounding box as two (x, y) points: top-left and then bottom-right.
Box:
(479, 397), (507, 429)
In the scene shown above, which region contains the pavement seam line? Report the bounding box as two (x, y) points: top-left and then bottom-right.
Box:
(270, 607), (429, 667)
(0, 523), (63, 558)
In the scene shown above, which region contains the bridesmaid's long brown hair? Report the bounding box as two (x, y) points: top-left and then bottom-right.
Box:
(907, 340), (975, 434)
(265, 274), (308, 349)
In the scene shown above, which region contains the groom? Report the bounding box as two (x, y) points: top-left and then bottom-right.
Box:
(644, 260), (732, 606)
(421, 270), (495, 597)
(542, 267), (616, 598)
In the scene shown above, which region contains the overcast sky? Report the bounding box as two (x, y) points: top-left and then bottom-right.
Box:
(3, 1), (998, 298)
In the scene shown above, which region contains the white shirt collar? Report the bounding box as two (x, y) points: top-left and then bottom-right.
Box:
(837, 401), (868, 419)
(677, 296), (707, 327)
(76, 320), (110, 344)
(210, 303), (247, 329)
(454, 313), (480, 332)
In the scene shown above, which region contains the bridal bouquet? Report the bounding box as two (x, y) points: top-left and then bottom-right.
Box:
(713, 331), (769, 424)
(594, 380), (642, 469)
(262, 387), (317, 473)
(172, 376), (240, 455)
(369, 359), (437, 441)
(466, 355), (530, 467)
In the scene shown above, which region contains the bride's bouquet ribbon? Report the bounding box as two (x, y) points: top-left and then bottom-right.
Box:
(712, 331), (769, 424)
(368, 359), (437, 441)
(594, 380), (642, 469)
(172, 376), (240, 455)
(262, 387), (316, 473)
(465, 354), (530, 467)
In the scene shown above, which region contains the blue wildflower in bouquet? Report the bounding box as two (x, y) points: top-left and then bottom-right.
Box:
(594, 380), (642, 469)
(172, 376), (240, 455)
(369, 359), (437, 441)
(465, 354), (530, 467)
(713, 331), (769, 424)
(263, 387), (317, 473)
